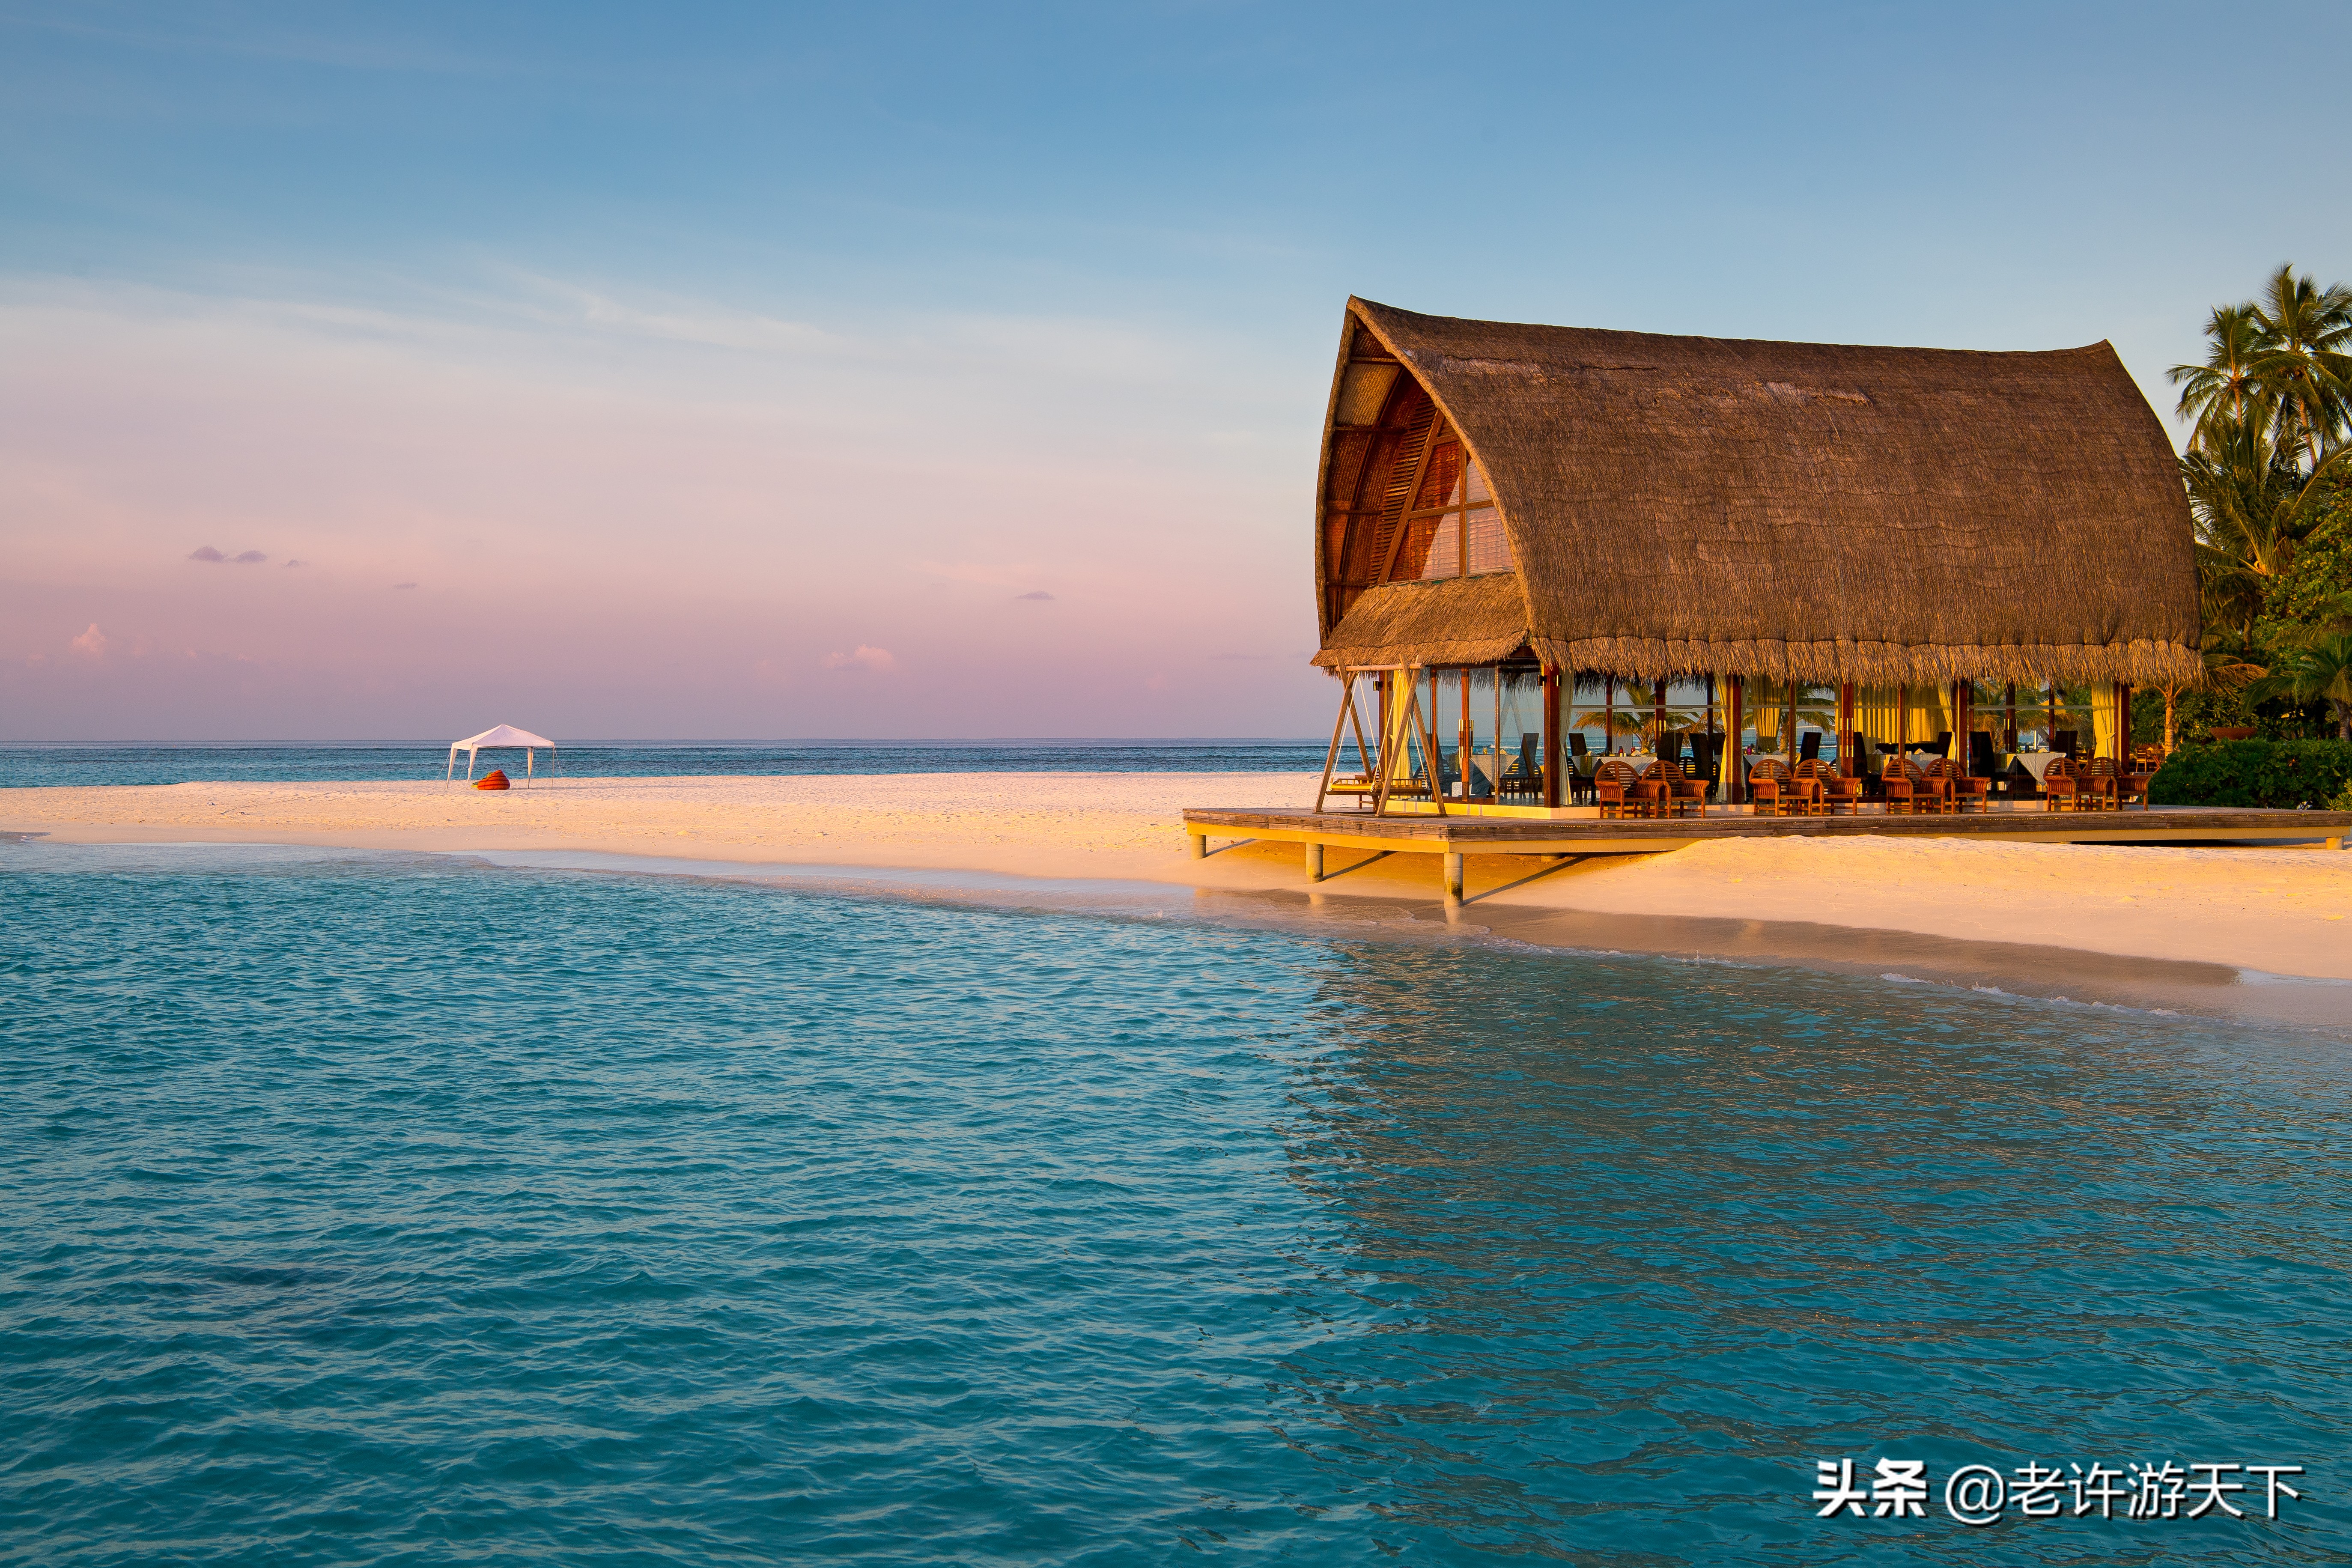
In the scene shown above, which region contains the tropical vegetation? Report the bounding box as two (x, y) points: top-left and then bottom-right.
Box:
(2161, 265), (2352, 750)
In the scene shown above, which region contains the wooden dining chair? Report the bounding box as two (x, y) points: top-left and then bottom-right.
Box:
(2079, 757), (2122, 811)
(1897, 758), (1953, 814)
(1795, 760), (1850, 814)
(2041, 756), (2081, 811)
(1747, 756), (1793, 817)
(1926, 757), (1989, 812)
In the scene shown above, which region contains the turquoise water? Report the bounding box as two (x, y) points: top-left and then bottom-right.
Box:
(0, 741), (1327, 788)
(3, 843), (2345, 1564)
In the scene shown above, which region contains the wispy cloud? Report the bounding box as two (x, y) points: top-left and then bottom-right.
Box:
(187, 545), (266, 564)
(1015, 590), (1054, 600)
(69, 623), (108, 658)
(392, 581), (419, 589)
(820, 644), (896, 673)
(188, 545), (226, 562)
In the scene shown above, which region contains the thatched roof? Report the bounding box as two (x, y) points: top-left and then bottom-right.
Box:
(1313, 298), (2201, 686)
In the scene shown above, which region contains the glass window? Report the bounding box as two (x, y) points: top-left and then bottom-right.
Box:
(1386, 436), (1507, 584)
(1463, 507), (1509, 574)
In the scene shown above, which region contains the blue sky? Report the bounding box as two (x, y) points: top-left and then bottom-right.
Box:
(5, 2), (2349, 739)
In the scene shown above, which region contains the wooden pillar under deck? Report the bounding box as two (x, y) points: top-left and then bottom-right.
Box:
(1838, 683), (1857, 777)
(1443, 851), (1464, 907)
(1304, 842), (1324, 881)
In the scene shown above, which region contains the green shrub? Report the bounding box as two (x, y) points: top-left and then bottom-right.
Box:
(2147, 739), (2352, 808)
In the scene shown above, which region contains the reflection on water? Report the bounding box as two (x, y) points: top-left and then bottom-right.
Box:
(2, 841), (2344, 1565)
(1270, 942), (2352, 1560)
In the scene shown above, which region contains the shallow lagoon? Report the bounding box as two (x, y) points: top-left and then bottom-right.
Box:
(3, 843), (2345, 1564)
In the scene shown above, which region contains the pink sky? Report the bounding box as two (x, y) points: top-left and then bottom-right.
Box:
(2, 279), (1331, 739)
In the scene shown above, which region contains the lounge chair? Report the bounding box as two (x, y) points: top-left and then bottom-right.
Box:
(1498, 732), (1543, 801)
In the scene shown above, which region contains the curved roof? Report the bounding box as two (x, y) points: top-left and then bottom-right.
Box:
(1315, 298), (2201, 686)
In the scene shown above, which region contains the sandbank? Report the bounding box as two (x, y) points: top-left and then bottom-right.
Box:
(6, 772), (2351, 987)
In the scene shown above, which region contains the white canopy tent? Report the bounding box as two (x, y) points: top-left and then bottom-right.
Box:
(447, 724), (557, 784)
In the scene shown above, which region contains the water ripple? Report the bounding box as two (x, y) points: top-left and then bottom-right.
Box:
(2, 842), (2345, 1564)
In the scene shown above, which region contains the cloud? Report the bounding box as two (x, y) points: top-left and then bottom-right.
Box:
(284, 559), (307, 568)
(820, 644), (896, 673)
(69, 623), (108, 657)
(1015, 590), (1055, 601)
(233, 549), (267, 563)
(188, 545), (227, 562)
(392, 581), (419, 589)
(187, 545), (266, 563)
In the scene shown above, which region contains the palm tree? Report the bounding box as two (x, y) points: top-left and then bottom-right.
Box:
(2158, 632), (2268, 754)
(2246, 265), (2352, 464)
(2179, 409), (2349, 594)
(2250, 626), (2352, 740)
(2169, 303), (2267, 450)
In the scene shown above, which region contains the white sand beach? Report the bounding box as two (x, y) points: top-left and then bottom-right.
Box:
(8, 772), (2352, 981)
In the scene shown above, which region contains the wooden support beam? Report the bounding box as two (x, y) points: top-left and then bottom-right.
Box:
(1443, 851), (1464, 906)
(1542, 666), (1562, 808)
(1726, 675), (1745, 805)
(1189, 833), (1207, 859)
(1839, 682), (1857, 777)
(1305, 842), (1324, 881)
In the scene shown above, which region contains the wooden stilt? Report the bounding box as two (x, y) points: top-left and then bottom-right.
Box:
(1443, 851), (1464, 906)
(1189, 834), (1207, 859)
(1305, 842), (1324, 881)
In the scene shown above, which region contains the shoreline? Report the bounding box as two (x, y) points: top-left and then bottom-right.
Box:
(7, 771), (2351, 1017)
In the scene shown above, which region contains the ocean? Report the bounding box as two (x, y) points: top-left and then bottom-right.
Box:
(0, 741), (1333, 789)
(3, 841), (2345, 1564)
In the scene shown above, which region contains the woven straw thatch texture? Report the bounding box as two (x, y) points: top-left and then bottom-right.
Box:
(1326, 298), (2201, 685)
(1312, 573), (1529, 670)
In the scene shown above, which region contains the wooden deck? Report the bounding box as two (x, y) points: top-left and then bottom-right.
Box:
(1180, 803), (2352, 905)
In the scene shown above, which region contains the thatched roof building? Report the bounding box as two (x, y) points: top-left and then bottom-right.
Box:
(1313, 298), (2201, 687)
